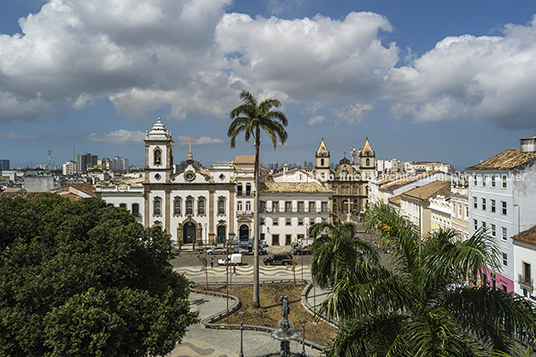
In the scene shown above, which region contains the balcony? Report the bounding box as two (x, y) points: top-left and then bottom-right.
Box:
(236, 210), (253, 218)
(518, 274), (533, 288)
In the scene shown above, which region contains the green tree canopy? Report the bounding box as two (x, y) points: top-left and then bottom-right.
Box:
(311, 202), (536, 357)
(0, 194), (197, 356)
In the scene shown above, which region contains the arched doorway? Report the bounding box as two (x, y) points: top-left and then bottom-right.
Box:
(217, 226), (226, 244)
(239, 224), (249, 242)
(183, 222), (196, 244)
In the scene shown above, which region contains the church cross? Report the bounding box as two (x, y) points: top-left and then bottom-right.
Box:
(185, 135), (196, 160)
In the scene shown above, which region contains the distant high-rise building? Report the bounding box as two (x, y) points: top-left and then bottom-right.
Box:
(62, 161), (76, 175)
(0, 160), (10, 171)
(75, 153), (98, 173)
(111, 156), (129, 171)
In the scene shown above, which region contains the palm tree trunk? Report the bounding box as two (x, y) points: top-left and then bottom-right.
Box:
(252, 135), (261, 308)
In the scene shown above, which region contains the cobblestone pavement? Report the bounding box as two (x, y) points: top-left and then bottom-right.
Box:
(167, 292), (324, 357)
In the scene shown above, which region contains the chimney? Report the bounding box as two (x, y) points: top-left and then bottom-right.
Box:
(520, 136), (536, 153)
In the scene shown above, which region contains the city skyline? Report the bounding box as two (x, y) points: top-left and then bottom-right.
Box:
(1, 0), (536, 170)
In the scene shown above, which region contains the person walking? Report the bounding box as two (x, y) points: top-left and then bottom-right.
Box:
(210, 257), (214, 268)
(232, 265), (236, 275)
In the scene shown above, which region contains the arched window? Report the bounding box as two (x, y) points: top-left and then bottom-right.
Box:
(237, 201), (243, 211)
(153, 198), (161, 216)
(218, 198), (225, 215)
(198, 198), (205, 215)
(245, 183), (251, 196)
(119, 203), (127, 209)
(154, 148), (162, 165)
(321, 158), (324, 166)
(237, 183), (243, 196)
(186, 199), (193, 215)
(366, 158), (370, 166)
(174, 198), (181, 215)
(245, 201), (251, 211)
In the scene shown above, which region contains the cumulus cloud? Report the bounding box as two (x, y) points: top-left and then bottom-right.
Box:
(385, 17), (536, 128)
(86, 129), (145, 144)
(1, 0), (536, 130)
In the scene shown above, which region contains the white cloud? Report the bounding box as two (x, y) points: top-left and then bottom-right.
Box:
(1, 1), (536, 130)
(307, 115), (325, 126)
(333, 103), (374, 126)
(385, 16), (536, 128)
(86, 129), (145, 144)
(0, 132), (38, 140)
(176, 135), (224, 145)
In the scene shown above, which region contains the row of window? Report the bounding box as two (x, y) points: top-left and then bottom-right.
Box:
(260, 200), (329, 213)
(473, 219), (509, 243)
(472, 174), (508, 189)
(472, 197), (508, 215)
(270, 233), (313, 246)
(260, 216), (328, 226)
(236, 183), (252, 196)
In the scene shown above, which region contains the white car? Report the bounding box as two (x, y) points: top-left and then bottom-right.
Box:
(207, 247), (227, 255)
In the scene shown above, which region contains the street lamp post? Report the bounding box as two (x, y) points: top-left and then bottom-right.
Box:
(239, 311), (245, 357)
(301, 309), (306, 355)
(226, 238), (230, 324)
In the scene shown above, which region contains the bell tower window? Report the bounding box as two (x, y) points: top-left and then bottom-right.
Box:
(154, 148), (162, 166)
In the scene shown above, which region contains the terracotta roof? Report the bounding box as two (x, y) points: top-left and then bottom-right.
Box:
(401, 180), (451, 202)
(512, 225), (536, 245)
(1, 191), (79, 201)
(233, 156), (255, 164)
(55, 183), (97, 197)
(259, 182), (332, 194)
(466, 149), (536, 171)
(379, 170), (442, 192)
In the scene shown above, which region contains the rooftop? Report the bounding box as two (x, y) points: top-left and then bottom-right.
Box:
(233, 156), (255, 165)
(401, 180), (451, 202)
(466, 149), (536, 171)
(378, 170), (443, 192)
(259, 182), (332, 194)
(512, 225), (536, 245)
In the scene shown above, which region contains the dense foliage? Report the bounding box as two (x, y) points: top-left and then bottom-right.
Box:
(310, 202), (536, 357)
(0, 194), (197, 356)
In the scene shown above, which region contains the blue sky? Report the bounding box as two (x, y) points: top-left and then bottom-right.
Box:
(1, 0), (536, 171)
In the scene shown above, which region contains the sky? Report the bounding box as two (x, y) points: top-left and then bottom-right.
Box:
(2, 0), (536, 171)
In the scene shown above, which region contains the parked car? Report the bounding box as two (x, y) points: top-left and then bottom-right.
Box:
(263, 253), (293, 266)
(218, 253), (243, 266)
(207, 247), (227, 255)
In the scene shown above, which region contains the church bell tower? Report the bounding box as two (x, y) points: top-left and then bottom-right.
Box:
(144, 118), (174, 183)
(315, 138), (331, 183)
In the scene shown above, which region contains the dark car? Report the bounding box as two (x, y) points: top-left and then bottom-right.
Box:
(263, 253), (293, 266)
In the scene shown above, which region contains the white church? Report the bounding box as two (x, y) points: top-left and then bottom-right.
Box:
(96, 118), (332, 248)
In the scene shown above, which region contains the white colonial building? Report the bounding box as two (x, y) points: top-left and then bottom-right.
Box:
(97, 118), (332, 249)
(466, 135), (536, 293)
(259, 181), (331, 247)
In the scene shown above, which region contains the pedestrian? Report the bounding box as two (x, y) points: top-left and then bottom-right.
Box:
(210, 257), (214, 268)
(232, 265), (236, 275)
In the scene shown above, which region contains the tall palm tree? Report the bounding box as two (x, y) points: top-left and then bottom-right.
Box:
(227, 90), (288, 308)
(311, 202), (536, 356)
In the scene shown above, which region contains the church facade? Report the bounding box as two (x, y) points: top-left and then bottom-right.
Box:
(96, 118), (333, 248)
(314, 137), (376, 221)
